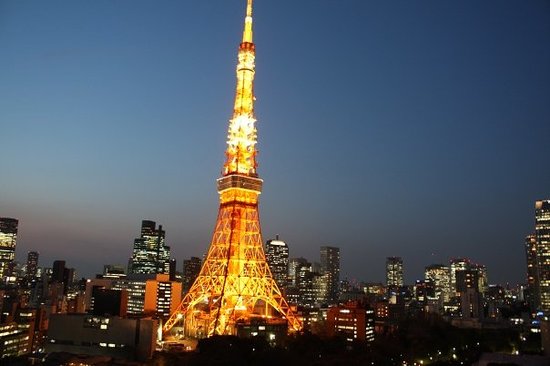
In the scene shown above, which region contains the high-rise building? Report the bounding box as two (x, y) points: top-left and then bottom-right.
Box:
(286, 258), (328, 307)
(295, 260), (314, 307)
(64, 267), (75, 292)
(113, 277), (148, 315)
(0, 218), (18, 279)
(182, 257), (202, 294)
(425, 264), (451, 303)
(144, 274), (183, 318)
(85, 274), (182, 318)
(525, 234), (539, 311)
(449, 258), (470, 296)
(474, 263), (488, 294)
(51, 260), (75, 294)
(288, 257), (308, 287)
(26, 251), (39, 281)
(164, 0), (300, 337)
(456, 269), (481, 318)
(52, 260), (66, 283)
(169, 258), (177, 281)
(327, 302), (375, 343)
(449, 258), (487, 298)
(265, 236), (289, 291)
(535, 200), (550, 312)
(386, 257), (404, 289)
(456, 270), (479, 293)
(312, 273), (329, 306)
(320, 246), (340, 303)
(130, 220), (171, 275)
(0, 322), (32, 357)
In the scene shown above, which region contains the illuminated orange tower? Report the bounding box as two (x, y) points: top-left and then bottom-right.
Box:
(164, 0), (301, 337)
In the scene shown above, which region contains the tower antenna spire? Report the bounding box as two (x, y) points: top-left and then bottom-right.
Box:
(242, 0), (253, 43)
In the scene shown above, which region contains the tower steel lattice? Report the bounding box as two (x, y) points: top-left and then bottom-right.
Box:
(164, 0), (301, 337)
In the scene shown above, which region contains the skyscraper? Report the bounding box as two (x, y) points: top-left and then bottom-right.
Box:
(425, 264), (451, 303)
(312, 273), (330, 306)
(474, 263), (488, 294)
(525, 234), (539, 311)
(130, 220), (171, 275)
(386, 257), (404, 289)
(295, 260), (315, 307)
(51, 260), (75, 294)
(164, 0), (300, 337)
(456, 269), (481, 318)
(0, 217), (18, 278)
(448, 258), (488, 299)
(288, 257), (308, 287)
(265, 236), (289, 292)
(320, 246), (340, 303)
(535, 200), (550, 312)
(169, 258), (177, 281)
(52, 260), (66, 283)
(26, 251), (39, 281)
(182, 257), (202, 294)
(449, 258), (470, 296)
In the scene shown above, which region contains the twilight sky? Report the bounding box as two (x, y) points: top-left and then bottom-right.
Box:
(1, 0), (549, 284)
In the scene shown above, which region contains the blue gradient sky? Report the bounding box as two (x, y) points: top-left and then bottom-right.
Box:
(1, 0), (549, 284)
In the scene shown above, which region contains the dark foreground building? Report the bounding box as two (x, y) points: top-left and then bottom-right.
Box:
(46, 313), (157, 361)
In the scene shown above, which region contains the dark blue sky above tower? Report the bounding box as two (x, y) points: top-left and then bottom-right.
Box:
(1, 0), (549, 284)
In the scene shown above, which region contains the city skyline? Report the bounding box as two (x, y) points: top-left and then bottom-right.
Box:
(2, 215), (541, 288)
(2, 0), (549, 284)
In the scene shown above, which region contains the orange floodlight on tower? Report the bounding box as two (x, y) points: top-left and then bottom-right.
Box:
(164, 0), (301, 337)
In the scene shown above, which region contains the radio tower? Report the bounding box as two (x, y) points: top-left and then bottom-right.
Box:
(164, 0), (301, 337)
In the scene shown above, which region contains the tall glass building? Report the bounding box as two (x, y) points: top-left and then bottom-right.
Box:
(535, 200), (550, 312)
(425, 264), (451, 303)
(386, 256), (404, 289)
(0, 218), (18, 279)
(525, 234), (539, 311)
(265, 236), (289, 292)
(26, 251), (39, 280)
(130, 220), (171, 275)
(320, 246), (340, 303)
(182, 257), (202, 294)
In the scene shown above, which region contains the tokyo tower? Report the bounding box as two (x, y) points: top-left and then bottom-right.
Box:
(164, 0), (301, 337)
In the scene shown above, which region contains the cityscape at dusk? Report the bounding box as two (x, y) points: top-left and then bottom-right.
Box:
(0, 0), (549, 364)
(2, 0), (549, 284)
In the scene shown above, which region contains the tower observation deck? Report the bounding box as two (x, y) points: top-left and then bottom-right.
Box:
(163, 0), (301, 338)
